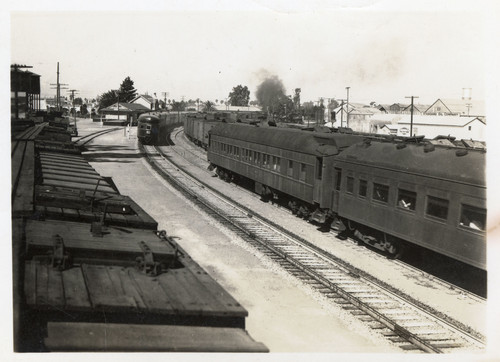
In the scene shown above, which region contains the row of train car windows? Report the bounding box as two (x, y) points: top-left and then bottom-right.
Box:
(339, 171), (486, 231)
(212, 141), (308, 182)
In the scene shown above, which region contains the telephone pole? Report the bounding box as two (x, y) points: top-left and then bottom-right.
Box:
(405, 95), (419, 137)
(50, 62), (68, 111)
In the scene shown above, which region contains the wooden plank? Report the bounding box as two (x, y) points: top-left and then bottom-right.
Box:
(35, 262), (49, 307)
(61, 267), (92, 310)
(40, 160), (96, 172)
(42, 170), (103, 181)
(40, 156), (89, 166)
(12, 141), (35, 216)
(184, 263), (247, 316)
(39, 153), (88, 163)
(41, 179), (117, 194)
(42, 174), (110, 187)
(25, 220), (176, 259)
(47, 267), (65, 307)
(155, 270), (193, 313)
(117, 268), (147, 309)
(127, 269), (172, 313)
(82, 264), (137, 310)
(44, 322), (269, 352)
(24, 261), (38, 306)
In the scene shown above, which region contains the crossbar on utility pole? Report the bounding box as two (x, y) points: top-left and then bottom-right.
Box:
(405, 95), (419, 137)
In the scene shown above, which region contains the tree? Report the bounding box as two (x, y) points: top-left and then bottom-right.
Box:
(97, 90), (118, 111)
(293, 88), (301, 109)
(171, 101), (186, 111)
(228, 85), (250, 106)
(202, 101), (217, 112)
(118, 76), (137, 102)
(73, 97), (83, 106)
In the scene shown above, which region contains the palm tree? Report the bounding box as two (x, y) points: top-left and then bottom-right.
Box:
(202, 101), (217, 112)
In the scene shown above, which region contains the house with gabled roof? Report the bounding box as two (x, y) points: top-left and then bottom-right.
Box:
(375, 114), (486, 141)
(129, 94), (157, 110)
(99, 102), (151, 125)
(424, 98), (484, 117)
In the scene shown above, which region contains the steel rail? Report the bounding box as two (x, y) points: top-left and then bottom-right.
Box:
(140, 142), (485, 353)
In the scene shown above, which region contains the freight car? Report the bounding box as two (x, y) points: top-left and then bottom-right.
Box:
(11, 123), (268, 352)
(207, 123), (486, 271)
(137, 111), (189, 145)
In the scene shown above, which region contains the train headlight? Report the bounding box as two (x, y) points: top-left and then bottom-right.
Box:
(146, 130), (151, 134)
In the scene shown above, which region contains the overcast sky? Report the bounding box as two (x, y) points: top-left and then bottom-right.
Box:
(6, 1), (495, 106)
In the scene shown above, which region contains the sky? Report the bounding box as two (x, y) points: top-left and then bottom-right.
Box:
(6, 1), (496, 106)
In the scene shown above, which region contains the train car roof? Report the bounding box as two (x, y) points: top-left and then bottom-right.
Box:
(336, 140), (486, 186)
(210, 123), (364, 156)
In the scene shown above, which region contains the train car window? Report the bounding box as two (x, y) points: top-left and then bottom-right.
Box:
(397, 189), (416, 211)
(346, 177), (354, 194)
(249, 150), (253, 162)
(316, 158), (323, 180)
(263, 154), (269, 168)
(426, 196), (449, 220)
(288, 160), (294, 177)
(300, 163), (306, 181)
(334, 168), (342, 191)
(372, 183), (389, 203)
(459, 204), (486, 231)
(272, 156), (280, 171)
(256, 152), (261, 164)
(359, 179), (367, 198)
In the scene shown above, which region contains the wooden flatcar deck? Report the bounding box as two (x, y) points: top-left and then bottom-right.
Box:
(12, 123), (266, 352)
(44, 322), (268, 352)
(24, 219), (248, 325)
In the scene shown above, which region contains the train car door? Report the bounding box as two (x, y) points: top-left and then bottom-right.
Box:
(313, 157), (323, 203)
(332, 167), (342, 211)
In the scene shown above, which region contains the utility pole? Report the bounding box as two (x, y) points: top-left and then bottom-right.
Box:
(338, 99), (346, 128)
(162, 92), (169, 109)
(345, 87), (350, 128)
(465, 103), (472, 116)
(50, 62), (68, 111)
(68, 89), (79, 132)
(405, 95), (419, 137)
(11, 64), (33, 119)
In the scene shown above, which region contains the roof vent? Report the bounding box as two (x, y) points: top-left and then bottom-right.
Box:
(456, 149), (468, 157)
(396, 143), (406, 149)
(363, 139), (371, 146)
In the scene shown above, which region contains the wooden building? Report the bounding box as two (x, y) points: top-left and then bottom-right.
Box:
(11, 66), (41, 119)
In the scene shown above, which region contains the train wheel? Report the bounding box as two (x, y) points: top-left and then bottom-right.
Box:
(383, 234), (403, 259)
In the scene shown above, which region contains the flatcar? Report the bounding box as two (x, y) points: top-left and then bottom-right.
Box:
(207, 123), (487, 270)
(12, 123), (268, 352)
(137, 111), (188, 145)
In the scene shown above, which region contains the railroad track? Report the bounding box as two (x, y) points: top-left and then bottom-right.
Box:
(73, 127), (122, 146)
(141, 142), (485, 353)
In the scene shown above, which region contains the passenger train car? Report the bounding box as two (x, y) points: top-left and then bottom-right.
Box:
(184, 111), (267, 149)
(206, 123), (487, 271)
(137, 112), (188, 145)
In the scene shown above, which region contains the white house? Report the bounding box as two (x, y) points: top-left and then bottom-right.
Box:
(376, 115), (486, 141)
(129, 94), (156, 110)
